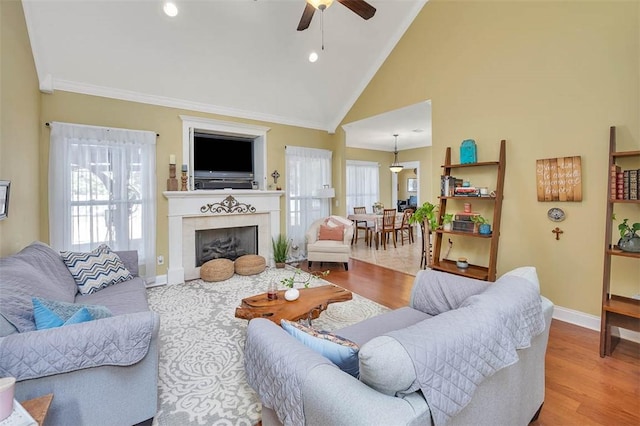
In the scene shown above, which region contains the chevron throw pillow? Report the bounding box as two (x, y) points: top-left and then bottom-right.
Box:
(61, 244), (133, 295)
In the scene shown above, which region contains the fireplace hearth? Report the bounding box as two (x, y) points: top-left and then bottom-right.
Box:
(164, 190), (283, 284)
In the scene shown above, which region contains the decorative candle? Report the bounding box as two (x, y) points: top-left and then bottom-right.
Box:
(169, 154), (176, 165)
(181, 164), (188, 172)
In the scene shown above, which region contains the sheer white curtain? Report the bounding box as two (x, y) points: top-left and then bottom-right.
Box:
(346, 160), (380, 215)
(285, 146), (332, 259)
(49, 122), (157, 281)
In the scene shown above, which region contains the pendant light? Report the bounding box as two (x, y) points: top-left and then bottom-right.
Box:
(389, 134), (403, 173)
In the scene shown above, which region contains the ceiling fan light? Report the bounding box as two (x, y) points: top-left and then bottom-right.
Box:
(309, 51), (319, 63)
(163, 1), (178, 17)
(308, 0), (334, 11)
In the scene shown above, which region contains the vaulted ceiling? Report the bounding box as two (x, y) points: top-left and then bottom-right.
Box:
(22, 0), (429, 150)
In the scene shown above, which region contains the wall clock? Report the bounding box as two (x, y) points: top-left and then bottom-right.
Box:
(547, 207), (565, 222)
(460, 139), (477, 164)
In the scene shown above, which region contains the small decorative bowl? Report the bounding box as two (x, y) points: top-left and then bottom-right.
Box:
(456, 258), (469, 269)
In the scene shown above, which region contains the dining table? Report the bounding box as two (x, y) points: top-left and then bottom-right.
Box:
(347, 212), (405, 250)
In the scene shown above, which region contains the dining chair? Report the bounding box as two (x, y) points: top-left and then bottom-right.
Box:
(352, 206), (373, 245)
(395, 208), (414, 245)
(380, 208), (398, 250)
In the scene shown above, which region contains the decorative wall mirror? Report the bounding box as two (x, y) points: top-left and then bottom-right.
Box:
(0, 180), (10, 220)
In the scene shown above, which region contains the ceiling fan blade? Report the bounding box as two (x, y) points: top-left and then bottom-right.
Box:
(337, 0), (376, 20)
(297, 2), (316, 31)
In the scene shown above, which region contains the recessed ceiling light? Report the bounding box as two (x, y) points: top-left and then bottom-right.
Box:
(163, 1), (178, 17)
(412, 129), (424, 133)
(309, 52), (318, 63)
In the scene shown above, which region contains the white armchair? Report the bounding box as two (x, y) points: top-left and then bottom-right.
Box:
(306, 216), (354, 271)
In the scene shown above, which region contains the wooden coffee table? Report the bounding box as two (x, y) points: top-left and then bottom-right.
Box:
(235, 285), (352, 325)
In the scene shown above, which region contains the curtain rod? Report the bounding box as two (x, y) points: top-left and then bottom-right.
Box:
(45, 122), (159, 137)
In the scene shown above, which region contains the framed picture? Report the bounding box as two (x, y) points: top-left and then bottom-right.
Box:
(407, 178), (417, 192)
(0, 180), (10, 220)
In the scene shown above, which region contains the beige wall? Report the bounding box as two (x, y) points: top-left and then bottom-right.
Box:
(342, 0), (640, 315)
(39, 92), (334, 276)
(2, 0), (638, 318)
(0, 0), (41, 256)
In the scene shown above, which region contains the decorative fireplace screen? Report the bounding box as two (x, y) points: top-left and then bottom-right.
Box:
(195, 225), (258, 266)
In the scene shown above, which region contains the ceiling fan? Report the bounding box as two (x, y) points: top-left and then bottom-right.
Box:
(297, 0), (376, 31)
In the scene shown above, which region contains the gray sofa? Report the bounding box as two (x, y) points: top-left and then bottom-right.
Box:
(0, 241), (160, 426)
(244, 266), (554, 426)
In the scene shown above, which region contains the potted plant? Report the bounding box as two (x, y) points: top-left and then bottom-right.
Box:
(272, 234), (290, 268)
(617, 218), (640, 252)
(408, 202), (439, 267)
(408, 201), (438, 231)
(441, 213), (454, 231)
(471, 215), (491, 235)
(280, 270), (330, 301)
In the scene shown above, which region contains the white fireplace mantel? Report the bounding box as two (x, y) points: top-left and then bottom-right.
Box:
(164, 190), (283, 284)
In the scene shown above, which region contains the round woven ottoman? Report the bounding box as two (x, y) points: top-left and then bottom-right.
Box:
(200, 258), (234, 282)
(235, 254), (266, 276)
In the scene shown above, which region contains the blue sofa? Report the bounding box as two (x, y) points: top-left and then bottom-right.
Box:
(0, 241), (159, 426)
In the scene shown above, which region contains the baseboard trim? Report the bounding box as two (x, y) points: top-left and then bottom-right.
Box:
(146, 274), (167, 288)
(553, 305), (640, 344)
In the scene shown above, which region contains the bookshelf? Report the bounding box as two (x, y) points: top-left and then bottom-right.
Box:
(600, 126), (640, 357)
(431, 140), (506, 282)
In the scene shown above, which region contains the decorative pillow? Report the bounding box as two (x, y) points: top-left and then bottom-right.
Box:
(318, 224), (344, 241)
(32, 297), (113, 321)
(61, 244), (133, 295)
(33, 299), (94, 330)
(281, 319), (359, 377)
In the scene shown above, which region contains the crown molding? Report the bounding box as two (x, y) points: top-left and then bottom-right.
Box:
(49, 78), (330, 132)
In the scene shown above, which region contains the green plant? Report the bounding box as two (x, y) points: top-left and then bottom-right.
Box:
(272, 234), (290, 263)
(409, 201), (439, 231)
(617, 218), (640, 239)
(441, 213), (454, 225)
(470, 215), (488, 225)
(280, 270), (330, 288)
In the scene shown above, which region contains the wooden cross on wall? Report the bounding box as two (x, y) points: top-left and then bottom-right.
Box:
(552, 227), (563, 240)
(271, 170), (280, 184)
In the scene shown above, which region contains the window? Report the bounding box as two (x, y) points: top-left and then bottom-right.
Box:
(49, 122), (157, 281)
(346, 160), (380, 215)
(285, 146), (332, 259)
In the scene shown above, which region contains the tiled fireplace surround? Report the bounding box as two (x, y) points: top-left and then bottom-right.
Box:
(164, 190), (283, 284)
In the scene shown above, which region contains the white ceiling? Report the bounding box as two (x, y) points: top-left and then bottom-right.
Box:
(22, 0), (430, 150)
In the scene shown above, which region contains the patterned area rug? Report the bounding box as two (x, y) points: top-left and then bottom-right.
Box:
(147, 266), (390, 425)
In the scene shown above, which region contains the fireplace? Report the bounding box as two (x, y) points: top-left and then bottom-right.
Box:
(195, 226), (258, 266)
(164, 190), (283, 284)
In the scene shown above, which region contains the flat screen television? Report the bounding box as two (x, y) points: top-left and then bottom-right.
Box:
(193, 133), (254, 180)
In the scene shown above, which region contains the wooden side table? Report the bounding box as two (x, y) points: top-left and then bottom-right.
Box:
(21, 394), (53, 426)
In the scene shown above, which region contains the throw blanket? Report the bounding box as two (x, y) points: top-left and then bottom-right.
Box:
(389, 275), (545, 426)
(410, 269), (490, 316)
(244, 318), (335, 426)
(0, 311), (158, 380)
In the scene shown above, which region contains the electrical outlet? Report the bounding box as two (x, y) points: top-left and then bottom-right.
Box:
(157, 255), (164, 265)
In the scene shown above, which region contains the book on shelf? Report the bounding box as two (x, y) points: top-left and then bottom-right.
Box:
(610, 165), (620, 200)
(612, 168), (640, 200)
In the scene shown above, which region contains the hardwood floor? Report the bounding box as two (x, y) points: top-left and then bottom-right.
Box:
(300, 258), (640, 426)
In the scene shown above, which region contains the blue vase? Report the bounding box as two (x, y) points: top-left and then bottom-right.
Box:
(479, 224), (491, 235)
